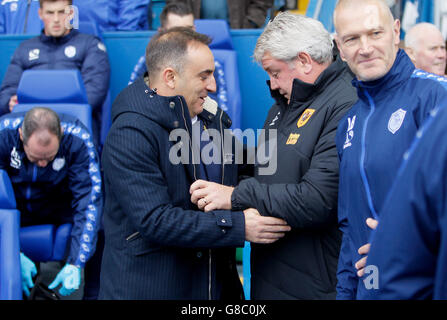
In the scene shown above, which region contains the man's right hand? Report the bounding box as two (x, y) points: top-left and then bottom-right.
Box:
(243, 208), (291, 244)
(9, 95), (18, 112)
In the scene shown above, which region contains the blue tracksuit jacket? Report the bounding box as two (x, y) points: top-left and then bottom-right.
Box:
(0, 112), (102, 268)
(359, 100), (447, 299)
(335, 49), (447, 299)
(0, 0), (150, 34)
(0, 0), (42, 34)
(0, 29), (110, 145)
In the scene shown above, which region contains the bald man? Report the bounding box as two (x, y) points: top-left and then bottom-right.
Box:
(405, 23), (446, 76)
(333, 0), (447, 299)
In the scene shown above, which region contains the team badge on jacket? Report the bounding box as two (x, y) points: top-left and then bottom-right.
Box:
(388, 108), (407, 134)
(28, 49), (40, 61)
(286, 133), (300, 145)
(10, 147), (21, 169)
(64, 45), (76, 58)
(297, 109), (315, 128)
(52, 157), (65, 171)
(343, 115), (356, 150)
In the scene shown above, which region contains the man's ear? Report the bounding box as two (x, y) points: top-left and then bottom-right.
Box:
(297, 52), (313, 74)
(19, 127), (23, 142)
(162, 68), (177, 89)
(405, 47), (416, 63)
(38, 7), (43, 21)
(334, 36), (347, 62)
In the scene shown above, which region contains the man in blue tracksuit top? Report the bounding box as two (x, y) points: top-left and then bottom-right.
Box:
(0, 0), (150, 34)
(333, 0), (447, 299)
(357, 100), (447, 300)
(0, 107), (102, 297)
(0, 0), (110, 146)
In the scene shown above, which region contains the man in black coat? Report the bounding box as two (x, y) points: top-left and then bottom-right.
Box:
(191, 12), (357, 299)
(99, 27), (291, 300)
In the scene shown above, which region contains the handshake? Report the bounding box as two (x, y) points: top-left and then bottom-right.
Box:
(190, 180), (291, 244)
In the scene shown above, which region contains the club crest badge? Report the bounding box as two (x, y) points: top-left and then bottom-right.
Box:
(297, 109), (315, 128)
(388, 108), (407, 134)
(64, 45), (76, 58)
(52, 157), (65, 171)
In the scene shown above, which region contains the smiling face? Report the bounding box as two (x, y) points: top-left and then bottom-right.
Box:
(38, 0), (72, 37)
(20, 128), (60, 168)
(175, 43), (216, 117)
(335, 0), (400, 81)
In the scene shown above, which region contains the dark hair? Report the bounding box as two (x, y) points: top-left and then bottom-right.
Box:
(145, 27), (211, 81)
(21, 107), (62, 145)
(39, 0), (73, 7)
(160, 2), (194, 29)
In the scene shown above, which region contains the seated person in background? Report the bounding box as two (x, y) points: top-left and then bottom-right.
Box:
(129, 2), (195, 84)
(166, 0), (273, 29)
(0, 0), (110, 147)
(0, 0), (42, 34)
(0, 107), (102, 298)
(73, 0), (150, 33)
(405, 22), (446, 76)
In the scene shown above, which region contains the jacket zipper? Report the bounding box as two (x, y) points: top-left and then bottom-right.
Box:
(360, 89), (379, 220)
(25, 164), (38, 212)
(179, 98), (211, 299)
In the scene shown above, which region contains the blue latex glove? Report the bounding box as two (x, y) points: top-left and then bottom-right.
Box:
(20, 252), (37, 297)
(48, 264), (81, 296)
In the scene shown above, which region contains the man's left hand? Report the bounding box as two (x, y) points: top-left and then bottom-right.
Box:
(355, 218), (379, 277)
(190, 179), (234, 212)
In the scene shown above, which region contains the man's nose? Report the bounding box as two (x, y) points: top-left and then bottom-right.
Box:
(269, 76), (279, 90)
(207, 75), (217, 93)
(359, 37), (373, 55)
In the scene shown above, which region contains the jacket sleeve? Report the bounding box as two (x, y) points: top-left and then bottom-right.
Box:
(0, 46), (25, 115)
(335, 130), (359, 299)
(231, 102), (352, 229)
(102, 113), (246, 249)
(244, 0), (274, 28)
(80, 36), (110, 112)
(66, 130), (103, 268)
(336, 225), (358, 299)
(117, 0), (149, 30)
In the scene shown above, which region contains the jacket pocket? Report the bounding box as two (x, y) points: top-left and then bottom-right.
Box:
(126, 232), (163, 256)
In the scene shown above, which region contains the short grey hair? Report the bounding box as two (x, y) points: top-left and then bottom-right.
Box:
(254, 11), (333, 65)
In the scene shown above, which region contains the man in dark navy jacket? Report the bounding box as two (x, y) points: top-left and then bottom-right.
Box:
(99, 27), (291, 300)
(0, 0), (110, 146)
(0, 107), (102, 298)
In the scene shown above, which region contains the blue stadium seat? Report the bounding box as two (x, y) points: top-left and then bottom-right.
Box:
(195, 19), (234, 50)
(0, 170), (22, 300)
(20, 223), (72, 263)
(13, 69), (93, 133)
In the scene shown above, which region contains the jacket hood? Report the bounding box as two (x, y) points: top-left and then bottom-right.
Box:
(352, 49), (415, 98)
(111, 75), (232, 131)
(269, 53), (348, 108)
